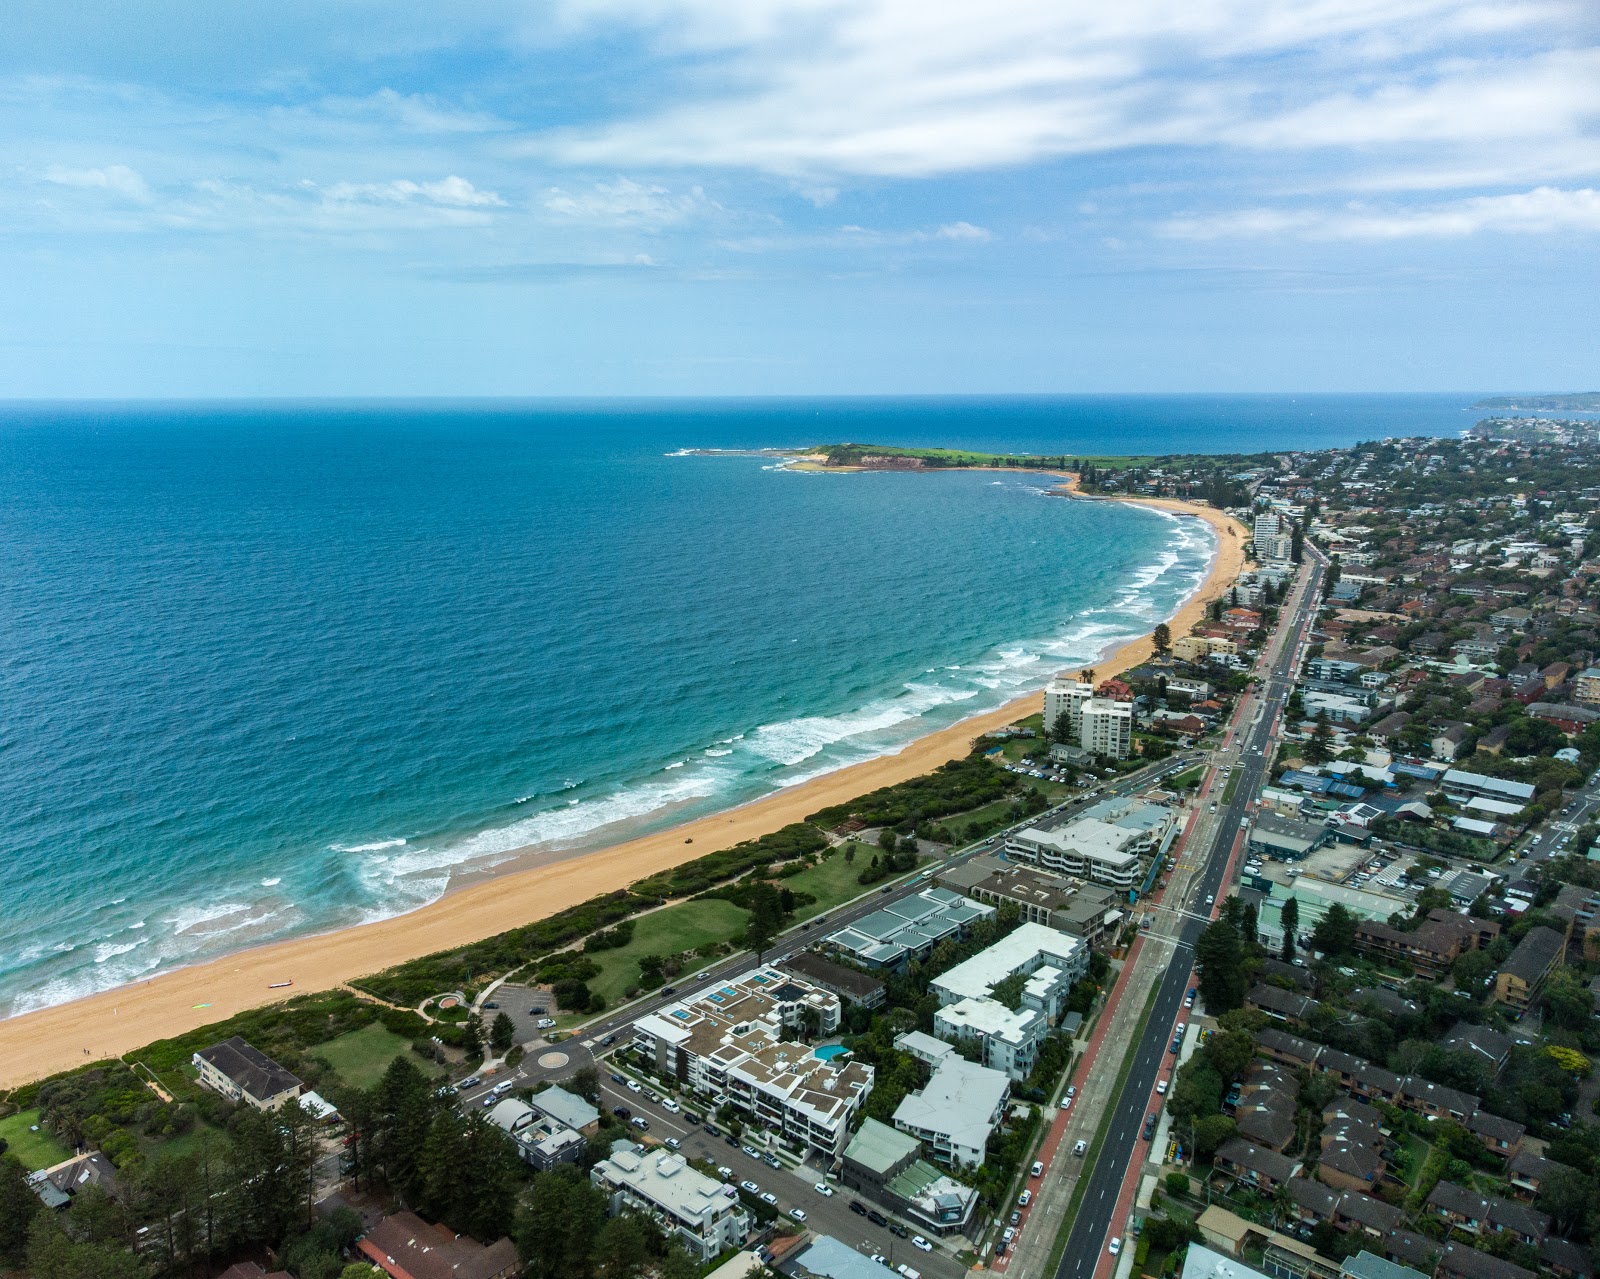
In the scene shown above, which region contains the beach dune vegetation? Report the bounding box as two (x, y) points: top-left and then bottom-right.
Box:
(808, 751), (1010, 831)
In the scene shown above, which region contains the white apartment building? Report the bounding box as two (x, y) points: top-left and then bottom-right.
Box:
(927, 923), (1087, 1080)
(1005, 820), (1142, 889)
(629, 967), (873, 1157)
(1254, 511), (1294, 563)
(591, 1146), (751, 1261)
(1044, 677), (1094, 738)
(890, 1038), (1012, 1169)
(1081, 698), (1133, 759)
(1043, 676), (1131, 759)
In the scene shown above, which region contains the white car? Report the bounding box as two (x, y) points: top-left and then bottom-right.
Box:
(1156, 1079), (1168, 1095)
(1109, 1238), (1122, 1257)
(1073, 1140), (1087, 1156)
(790, 1208), (807, 1223)
(662, 1099), (680, 1113)
(760, 1192), (778, 1206)
(536, 1018), (557, 1029)
(626, 1080), (642, 1093)
(814, 1182), (834, 1197)
(911, 1236), (933, 1252)
(665, 1138), (681, 1150)
(740, 1180), (759, 1194)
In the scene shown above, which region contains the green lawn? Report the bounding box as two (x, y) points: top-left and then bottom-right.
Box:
(312, 1021), (442, 1090)
(784, 851), (883, 919)
(582, 899), (751, 1011)
(0, 1109), (71, 1170)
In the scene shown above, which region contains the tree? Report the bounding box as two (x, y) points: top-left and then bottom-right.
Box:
(1303, 712), (1334, 764)
(1280, 896), (1299, 963)
(490, 1012), (516, 1054)
(1537, 1168), (1596, 1237)
(1153, 623), (1171, 657)
(1310, 904), (1358, 959)
(0, 1154), (39, 1267)
(1195, 919), (1248, 1012)
(740, 881), (787, 960)
(342, 1267), (386, 1279)
(1193, 1114), (1238, 1159)
(569, 1066), (600, 1104)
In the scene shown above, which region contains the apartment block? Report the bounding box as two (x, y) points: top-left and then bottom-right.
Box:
(591, 1146), (751, 1261)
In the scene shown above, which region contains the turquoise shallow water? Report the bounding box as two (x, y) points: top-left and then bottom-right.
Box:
(0, 395), (1475, 1016)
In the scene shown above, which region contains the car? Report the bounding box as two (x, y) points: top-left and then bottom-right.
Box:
(703, 1123), (722, 1137)
(613, 1105), (631, 1118)
(740, 1180), (759, 1193)
(626, 1080), (641, 1093)
(659, 986), (676, 996)
(527, 1006), (547, 1015)
(881, 886), (893, 894)
(814, 1182), (835, 1197)
(1156, 1079), (1168, 1095)
(790, 1208), (807, 1223)
(1209, 802), (1218, 812)
(536, 1018), (556, 1029)
(1002, 1228), (1016, 1243)
(850, 1200), (869, 1217)
(609, 1073), (626, 1085)
(764, 1154), (781, 1169)
(888, 1223), (909, 1239)
(870, 1256), (888, 1267)
(1030, 1161), (1044, 1178)
(684, 1111), (704, 1126)
(483, 1001), (499, 1010)
(760, 1192), (778, 1206)
(896, 1265), (921, 1279)
(665, 1137), (681, 1150)
(644, 1090), (660, 1103)
(1073, 1140), (1087, 1156)
(1010, 1211), (1022, 1226)
(993, 1241), (1008, 1258)
(630, 1117), (649, 1130)
(911, 1236), (932, 1252)
(742, 1144), (760, 1158)
(1017, 1190), (1032, 1207)
(1066, 1085), (1076, 1098)
(1142, 1114), (1157, 1141)
(1109, 1237), (1122, 1256)
(867, 1210), (888, 1227)
(1061, 1096), (1072, 1112)
(717, 1166), (734, 1180)
(482, 1095), (496, 1107)
(1204, 894), (1214, 905)
(724, 1135), (739, 1147)
(662, 1099), (680, 1113)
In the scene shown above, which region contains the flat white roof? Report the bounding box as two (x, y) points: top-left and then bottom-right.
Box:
(893, 1056), (1009, 1152)
(931, 922), (1084, 1002)
(598, 1147), (739, 1222)
(936, 996), (1041, 1045)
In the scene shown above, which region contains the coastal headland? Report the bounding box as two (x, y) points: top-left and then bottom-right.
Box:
(0, 465), (1248, 1089)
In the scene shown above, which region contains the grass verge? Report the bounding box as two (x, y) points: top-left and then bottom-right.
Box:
(582, 899), (751, 1010)
(0, 1108), (71, 1170)
(1043, 979), (1164, 1278)
(313, 1021), (442, 1090)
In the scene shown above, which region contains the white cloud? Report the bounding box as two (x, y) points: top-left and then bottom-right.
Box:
(319, 175), (505, 208)
(935, 220), (991, 240)
(540, 177), (716, 226)
(43, 163), (150, 201)
(534, 0), (1596, 184)
(1161, 186), (1600, 239)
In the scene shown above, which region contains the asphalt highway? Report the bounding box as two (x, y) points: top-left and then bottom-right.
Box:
(1051, 554), (1324, 1279)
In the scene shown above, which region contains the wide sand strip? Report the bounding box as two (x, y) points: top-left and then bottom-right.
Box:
(0, 493), (1247, 1089)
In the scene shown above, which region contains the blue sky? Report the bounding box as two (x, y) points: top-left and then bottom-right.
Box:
(2, 0), (1597, 395)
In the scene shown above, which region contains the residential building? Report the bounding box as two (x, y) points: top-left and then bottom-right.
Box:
(629, 967), (872, 1157)
(1352, 910), (1499, 978)
(890, 1041), (1010, 1168)
(791, 1237), (901, 1279)
(1575, 667), (1600, 705)
(778, 952), (886, 1009)
(1213, 1138), (1298, 1191)
(1438, 1023), (1512, 1079)
(192, 1037), (303, 1111)
(1004, 797), (1175, 891)
(357, 1211), (519, 1279)
(823, 887), (993, 972)
(1341, 1253), (1428, 1279)
(1044, 675), (1095, 739)
(486, 1098), (587, 1170)
(838, 1118), (979, 1236)
(1173, 635), (1238, 663)
(1081, 697), (1133, 758)
(590, 1146), (751, 1262)
(1439, 769), (1537, 805)
(1493, 926), (1566, 1017)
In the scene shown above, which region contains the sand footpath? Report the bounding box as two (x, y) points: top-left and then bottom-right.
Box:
(0, 490), (1247, 1089)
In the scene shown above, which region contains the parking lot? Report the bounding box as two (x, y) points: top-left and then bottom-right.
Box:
(480, 982), (561, 1048)
(595, 1075), (969, 1279)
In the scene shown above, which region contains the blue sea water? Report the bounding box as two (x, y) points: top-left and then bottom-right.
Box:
(0, 394), (1480, 1015)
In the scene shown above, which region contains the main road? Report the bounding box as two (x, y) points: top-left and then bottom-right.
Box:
(1050, 552), (1324, 1279)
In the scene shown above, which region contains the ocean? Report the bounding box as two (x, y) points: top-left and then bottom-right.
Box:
(0, 394), (1481, 1016)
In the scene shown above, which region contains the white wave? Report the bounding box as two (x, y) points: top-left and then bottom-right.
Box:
(261, 877), (282, 887)
(704, 748), (733, 757)
(331, 837), (408, 853)
(94, 938), (149, 964)
(127, 920), (145, 930)
(746, 680), (981, 768)
(663, 760), (686, 770)
(166, 901), (251, 935)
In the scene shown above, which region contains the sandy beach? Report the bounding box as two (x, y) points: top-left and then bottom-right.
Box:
(0, 489), (1247, 1090)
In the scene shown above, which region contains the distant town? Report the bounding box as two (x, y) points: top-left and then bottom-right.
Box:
(5, 421), (1600, 1279)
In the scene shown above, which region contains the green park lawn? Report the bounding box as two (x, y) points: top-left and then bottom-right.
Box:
(783, 850), (882, 919)
(312, 1021), (442, 1090)
(582, 899), (752, 1011)
(0, 1108), (71, 1170)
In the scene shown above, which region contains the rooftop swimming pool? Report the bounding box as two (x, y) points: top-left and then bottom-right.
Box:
(814, 1043), (850, 1061)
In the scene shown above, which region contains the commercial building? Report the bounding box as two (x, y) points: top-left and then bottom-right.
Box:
(790, 1237), (901, 1279)
(1254, 511), (1295, 563)
(823, 887), (994, 972)
(192, 1037), (303, 1111)
(1004, 797), (1174, 892)
(890, 1038), (1010, 1169)
(1246, 813), (1333, 862)
(838, 1118), (980, 1237)
(1493, 926), (1567, 1018)
(630, 967), (873, 1157)
(929, 923), (1086, 1079)
(935, 857), (1123, 947)
(590, 1146), (751, 1262)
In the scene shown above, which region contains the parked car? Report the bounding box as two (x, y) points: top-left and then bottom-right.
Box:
(1017, 1190), (1032, 1207)
(626, 1080), (641, 1093)
(888, 1223), (908, 1239)
(459, 1076), (481, 1089)
(850, 1200), (869, 1217)
(814, 1183), (834, 1197)
(717, 1166), (734, 1181)
(1156, 1079), (1168, 1095)
(609, 1073), (627, 1085)
(868, 1209), (888, 1227)
(527, 1006), (547, 1015)
(703, 1123), (721, 1137)
(483, 1001), (499, 1010)
(764, 1154), (781, 1169)
(911, 1237), (933, 1253)
(612, 1106), (631, 1118)
(1109, 1237), (1122, 1256)
(1030, 1161), (1044, 1177)
(665, 1137), (681, 1150)
(742, 1145), (760, 1159)
(740, 1181), (759, 1194)
(662, 1099), (680, 1113)
(536, 1018), (556, 1029)
(790, 1209), (807, 1223)
(1010, 1211), (1022, 1226)
(630, 1117), (649, 1130)
(760, 1192), (778, 1206)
